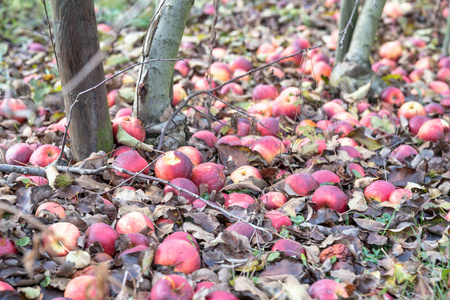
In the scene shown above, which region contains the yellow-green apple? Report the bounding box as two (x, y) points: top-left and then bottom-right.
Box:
(226, 222), (255, 240)
(229, 56), (252, 72)
(311, 185), (348, 213)
(41, 222), (81, 257)
(0, 237), (18, 256)
(35, 202), (66, 218)
(164, 231), (200, 251)
(252, 84), (279, 101)
(0, 98), (28, 123)
(191, 163), (226, 193)
(389, 189), (413, 204)
(389, 145), (418, 163)
(154, 238), (201, 274)
(216, 135), (243, 146)
(398, 101), (426, 119)
(29, 145), (61, 167)
(271, 239), (305, 257)
(113, 150), (149, 179)
(364, 180), (396, 202)
(209, 62), (232, 82)
(256, 117), (280, 136)
(337, 146), (362, 158)
(5, 143), (33, 165)
(219, 82), (244, 95)
(322, 101), (345, 119)
(85, 223), (119, 257)
(230, 165), (263, 183)
(285, 173), (318, 196)
(206, 291), (239, 300)
(430, 81), (449, 93)
(312, 61), (332, 82)
(380, 87), (405, 106)
(379, 41), (402, 61)
(424, 102), (445, 115)
(114, 107), (132, 118)
(347, 163), (365, 178)
(112, 116), (146, 142)
(164, 178), (199, 204)
(0, 280), (14, 291)
(110, 145), (132, 158)
(408, 115), (430, 136)
(311, 170), (340, 185)
(211, 47), (226, 59)
(224, 193), (255, 209)
(121, 74), (135, 87)
(337, 137), (358, 147)
(115, 212), (155, 235)
(418, 118), (450, 142)
(64, 275), (109, 300)
(174, 60), (190, 77)
(192, 130), (218, 148)
(123, 233), (150, 248)
(265, 211), (292, 232)
(261, 192), (287, 210)
(251, 136), (286, 164)
(176, 146), (203, 166)
(173, 83), (187, 106)
(150, 274), (194, 300)
(272, 87), (301, 120)
(308, 279), (349, 300)
(155, 151), (193, 181)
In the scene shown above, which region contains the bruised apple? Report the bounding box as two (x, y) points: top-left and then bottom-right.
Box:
(230, 165), (263, 183)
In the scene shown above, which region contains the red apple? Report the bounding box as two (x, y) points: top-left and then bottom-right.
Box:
(364, 180), (396, 202)
(191, 163), (226, 193)
(29, 144), (61, 167)
(113, 150), (149, 179)
(219, 82), (244, 96)
(311, 170), (340, 185)
(123, 233), (150, 248)
(176, 146), (203, 166)
(173, 83), (187, 106)
(154, 239), (201, 274)
(5, 143), (33, 165)
(110, 145), (133, 158)
(64, 275), (109, 300)
(430, 81), (449, 93)
(174, 60), (190, 77)
(437, 68), (450, 82)
(248, 100), (273, 118)
(107, 89), (119, 107)
(195, 281), (215, 293)
(85, 223), (119, 257)
(192, 130), (218, 148)
(211, 47), (226, 59)
(311, 185), (348, 213)
(224, 193), (255, 209)
(210, 62), (232, 82)
(252, 84), (279, 101)
(337, 145), (362, 158)
(0, 280), (14, 291)
(389, 145), (418, 163)
(164, 231), (200, 251)
(261, 192), (287, 210)
(226, 222), (255, 240)
(26, 175), (49, 186)
(229, 56), (252, 72)
(280, 46), (303, 65)
(112, 116), (146, 142)
(0, 98), (28, 123)
(118, 244), (148, 259)
(206, 291), (239, 300)
(114, 107), (132, 118)
(115, 212), (155, 235)
(194, 77), (218, 92)
(328, 121), (354, 138)
(0, 237), (18, 256)
(285, 173), (318, 196)
(230, 165), (263, 183)
(418, 118), (449, 142)
(35, 202), (66, 218)
(272, 87), (302, 120)
(424, 102), (445, 115)
(322, 101), (346, 119)
(415, 57), (431, 70)
(379, 41), (402, 61)
(311, 61), (332, 82)
(271, 239), (305, 257)
(379, 87), (405, 106)
(164, 178), (199, 204)
(216, 135), (243, 146)
(389, 189), (413, 204)
(337, 137), (358, 147)
(41, 222), (81, 257)
(256, 43), (276, 59)
(348, 163), (365, 178)
(155, 151), (193, 181)
(408, 115), (430, 136)
(398, 101), (426, 119)
(256, 117), (280, 136)
(150, 275), (194, 300)
(308, 279), (349, 300)
(251, 136), (286, 164)
(265, 211), (292, 231)
(297, 137), (327, 155)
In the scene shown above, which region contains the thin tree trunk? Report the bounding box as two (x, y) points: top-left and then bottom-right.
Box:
(134, 0), (194, 127)
(345, 0), (386, 64)
(443, 7), (450, 57)
(335, 0), (358, 64)
(50, 0), (113, 161)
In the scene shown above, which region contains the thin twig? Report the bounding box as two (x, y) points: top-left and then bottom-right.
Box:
(205, 0), (220, 113)
(157, 44), (323, 150)
(339, 0), (360, 48)
(41, 0), (59, 71)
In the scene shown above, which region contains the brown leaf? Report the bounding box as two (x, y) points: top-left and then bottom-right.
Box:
(216, 144), (266, 167)
(388, 167), (425, 187)
(260, 259), (304, 277)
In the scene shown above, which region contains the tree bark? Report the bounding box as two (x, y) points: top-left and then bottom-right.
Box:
(50, 0), (113, 161)
(443, 6), (450, 57)
(335, 0), (358, 64)
(134, 0), (194, 127)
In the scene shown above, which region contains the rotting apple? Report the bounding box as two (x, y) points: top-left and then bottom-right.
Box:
(230, 165), (263, 183)
(35, 202), (66, 218)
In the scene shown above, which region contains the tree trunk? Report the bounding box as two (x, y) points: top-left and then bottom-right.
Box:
(443, 6), (450, 57)
(335, 0), (358, 64)
(50, 0), (113, 161)
(134, 0), (194, 128)
(330, 0), (386, 95)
